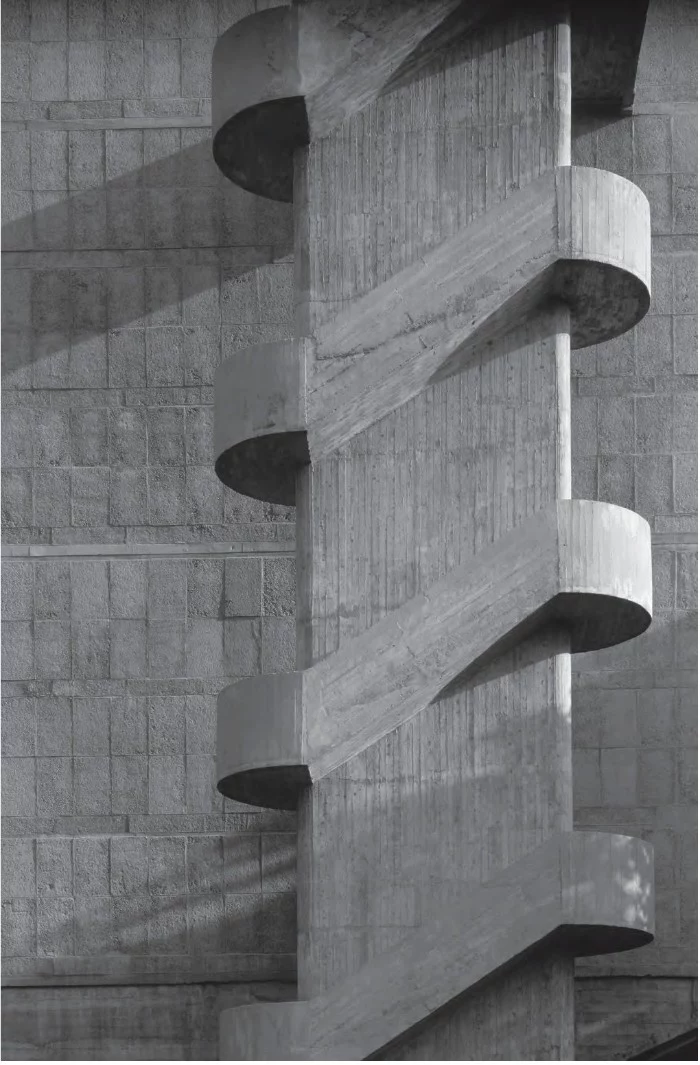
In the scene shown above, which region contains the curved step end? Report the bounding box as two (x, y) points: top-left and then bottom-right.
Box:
(217, 764), (309, 811)
(213, 98), (308, 202)
(215, 431), (308, 506)
(561, 258), (650, 349)
(558, 591), (652, 653)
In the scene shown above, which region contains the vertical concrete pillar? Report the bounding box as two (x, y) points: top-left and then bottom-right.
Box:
(293, 10), (575, 1057)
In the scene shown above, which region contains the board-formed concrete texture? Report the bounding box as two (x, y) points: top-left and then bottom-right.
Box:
(212, 1), (657, 1060)
(1, 0), (696, 1060)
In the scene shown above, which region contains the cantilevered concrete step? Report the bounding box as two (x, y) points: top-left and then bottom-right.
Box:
(212, 3), (650, 201)
(215, 165), (650, 505)
(217, 499), (652, 810)
(219, 831), (655, 1060)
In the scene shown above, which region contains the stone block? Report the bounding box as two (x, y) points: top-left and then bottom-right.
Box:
(149, 836), (186, 895)
(108, 408), (147, 468)
(37, 897), (75, 957)
(147, 558), (186, 618)
(673, 252), (698, 314)
(638, 748), (677, 804)
(145, 267), (181, 325)
(184, 406), (214, 465)
(147, 466), (186, 524)
(30, 42), (67, 100)
(181, 37), (212, 97)
(637, 688), (676, 748)
(148, 619), (187, 676)
(1, 838), (36, 899)
(71, 270), (108, 331)
(69, 334), (108, 389)
(2, 41), (30, 102)
(185, 466), (224, 524)
(673, 174), (698, 234)
(68, 41), (106, 101)
(34, 409), (70, 468)
(223, 834), (261, 894)
(147, 187), (185, 250)
(110, 619), (148, 678)
(105, 0), (143, 39)
(146, 408), (185, 467)
(633, 114), (672, 174)
(1, 411), (32, 470)
(148, 695), (185, 755)
(73, 697), (111, 755)
(636, 313), (673, 375)
(36, 757), (73, 816)
(75, 896), (114, 955)
(110, 560), (148, 618)
(185, 618), (224, 677)
(145, 0), (180, 38)
(148, 755), (186, 814)
(1, 756), (36, 816)
(677, 550), (698, 609)
(107, 187), (146, 249)
(223, 618), (261, 677)
(598, 688), (639, 748)
(183, 325), (219, 386)
(110, 468), (148, 525)
(261, 617), (295, 675)
(600, 747), (637, 806)
(36, 838), (73, 897)
(673, 392), (698, 453)
(2, 621), (34, 681)
(146, 325), (184, 385)
(635, 395), (674, 453)
(107, 268), (145, 329)
(71, 618), (110, 679)
(186, 835), (223, 894)
(672, 113), (698, 173)
(2, 697), (37, 757)
(187, 559), (223, 618)
(73, 837), (110, 896)
(71, 467), (110, 526)
(148, 895), (188, 954)
(184, 694), (216, 755)
(635, 454), (674, 518)
(187, 893), (225, 954)
(262, 557), (296, 617)
(2, 469), (33, 527)
(110, 835), (149, 896)
(224, 557), (261, 617)
(108, 329), (146, 388)
(34, 620), (71, 679)
(69, 0), (105, 40)
(71, 560), (109, 619)
(2, 899), (36, 956)
(2, 0), (30, 40)
(74, 756), (111, 814)
(34, 468), (71, 526)
(2, 561), (33, 621)
(2, 130), (30, 191)
(112, 895), (151, 954)
(674, 452), (697, 514)
(144, 128), (181, 184)
(111, 755), (148, 814)
(84, 389), (125, 462)
(678, 746), (698, 803)
(111, 696), (148, 755)
(31, 134), (68, 191)
(260, 891), (296, 953)
(182, 270), (220, 328)
(144, 38), (180, 97)
(652, 546), (676, 610)
(185, 753), (221, 813)
(650, 253), (674, 315)
(673, 314), (698, 374)
(635, 173), (673, 236)
(572, 747), (601, 806)
(261, 833), (296, 893)
(36, 697), (72, 756)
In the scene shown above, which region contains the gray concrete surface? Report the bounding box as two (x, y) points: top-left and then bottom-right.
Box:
(1, 0), (696, 1059)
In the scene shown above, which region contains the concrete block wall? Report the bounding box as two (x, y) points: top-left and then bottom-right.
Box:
(570, 0), (698, 1057)
(0, 0), (696, 1059)
(1, 0), (300, 1044)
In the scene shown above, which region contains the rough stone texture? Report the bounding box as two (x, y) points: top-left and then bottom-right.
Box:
(1, 0), (299, 1052)
(570, 0), (698, 1056)
(1, 0), (696, 1060)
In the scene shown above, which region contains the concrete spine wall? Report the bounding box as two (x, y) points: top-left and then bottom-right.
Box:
(0, 0), (697, 1060)
(1, 0), (299, 1057)
(570, 0), (698, 1057)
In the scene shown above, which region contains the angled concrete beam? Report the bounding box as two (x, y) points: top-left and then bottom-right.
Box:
(219, 831), (655, 1061)
(217, 499), (652, 809)
(214, 166), (650, 505)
